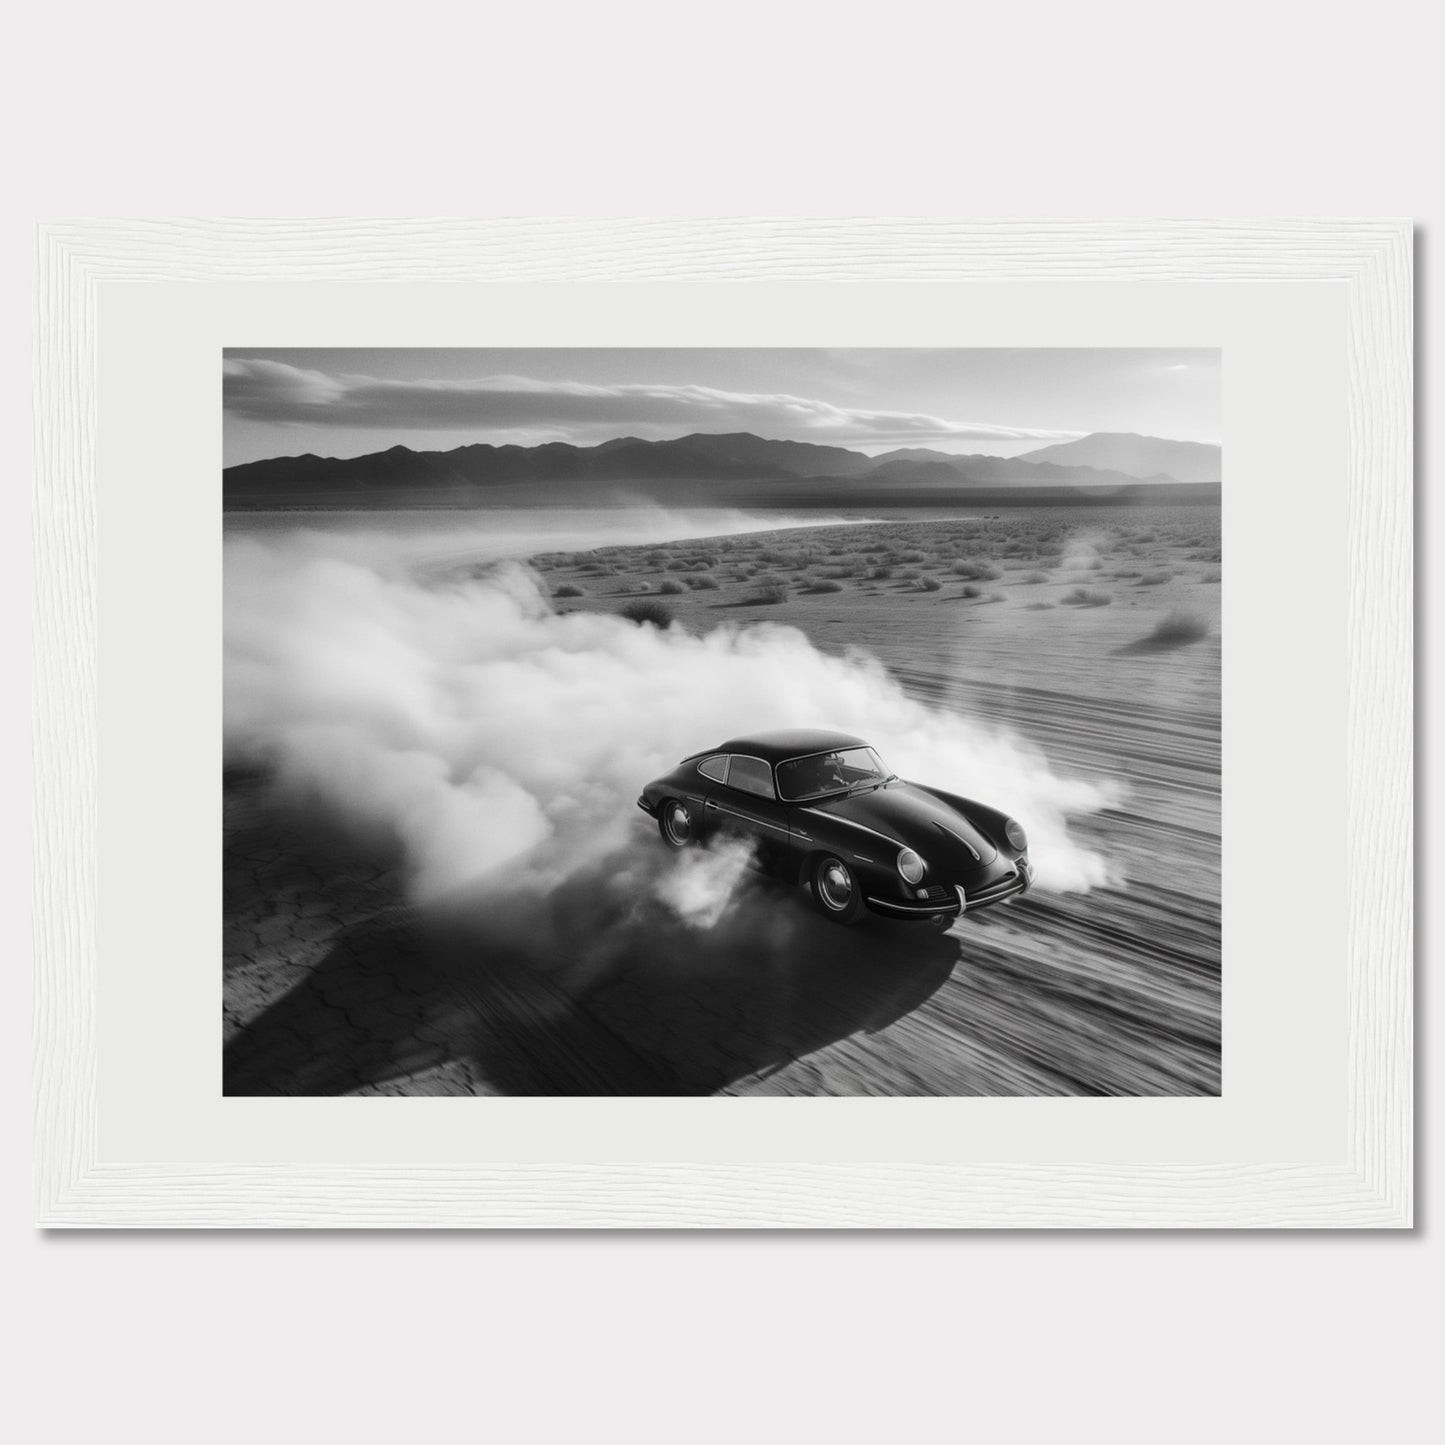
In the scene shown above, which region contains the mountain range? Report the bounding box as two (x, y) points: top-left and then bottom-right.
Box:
(223, 430), (1220, 508)
(1011, 432), (1221, 486)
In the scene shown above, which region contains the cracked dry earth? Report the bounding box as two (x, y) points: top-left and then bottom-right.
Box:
(223, 774), (965, 1097)
(223, 783), (474, 1096)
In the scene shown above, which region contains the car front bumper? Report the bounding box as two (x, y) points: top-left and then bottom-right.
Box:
(864, 854), (1033, 920)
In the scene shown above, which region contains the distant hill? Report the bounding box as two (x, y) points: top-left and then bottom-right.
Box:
(863, 459), (979, 484)
(1016, 432), (1220, 485)
(863, 454), (1168, 489)
(867, 447), (972, 467)
(665, 432), (876, 477)
(225, 430), (1219, 509)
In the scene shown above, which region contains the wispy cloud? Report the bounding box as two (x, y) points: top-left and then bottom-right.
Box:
(223, 359), (1082, 449)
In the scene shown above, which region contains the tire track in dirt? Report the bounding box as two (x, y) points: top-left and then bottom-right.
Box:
(725, 663), (1220, 1095)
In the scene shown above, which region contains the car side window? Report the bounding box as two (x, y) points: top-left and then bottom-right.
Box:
(727, 755), (775, 800)
(696, 754), (728, 784)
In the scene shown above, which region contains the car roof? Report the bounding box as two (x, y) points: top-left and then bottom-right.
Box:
(711, 728), (869, 764)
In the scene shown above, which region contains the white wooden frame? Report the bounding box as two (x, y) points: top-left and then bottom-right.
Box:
(32, 219), (1413, 1227)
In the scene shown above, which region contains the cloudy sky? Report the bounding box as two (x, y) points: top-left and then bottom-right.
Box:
(222, 348), (1220, 467)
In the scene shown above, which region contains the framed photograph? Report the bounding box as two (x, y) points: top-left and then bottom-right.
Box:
(33, 219), (1412, 1227)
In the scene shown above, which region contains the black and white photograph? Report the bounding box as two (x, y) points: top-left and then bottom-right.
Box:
(222, 346), (1223, 1097)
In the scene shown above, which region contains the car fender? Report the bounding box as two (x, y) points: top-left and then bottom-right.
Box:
(793, 825), (900, 891)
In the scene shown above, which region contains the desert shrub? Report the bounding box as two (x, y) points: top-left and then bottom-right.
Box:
(1021, 571), (1049, 584)
(1024, 602), (1055, 611)
(1061, 587), (1112, 607)
(961, 583), (983, 598)
(686, 573), (719, 590)
(860, 542), (890, 554)
(870, 564), (894, 581)
(752, 576), (789, 604)
(897, 550), (926, 564)
(952, 560), (1003, 581)
(619, 599), (673, 628)
(899, 568), (921, 581)
(917, 576), (942, 592)
(804, 579), (844, 594)
(1145, 610), (1210, 645)
(1138, 571), (1172, 586)
(657, 579), (685, 595)
(1202, 571), (1222, 584)
(987, 592), (1007, 604)
(1114, 569), (1143, 579)
(666, 559), (689, 572)
(553, 583), (584, 598)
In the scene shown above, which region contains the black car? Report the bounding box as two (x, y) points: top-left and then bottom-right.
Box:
(637, 728), (1033, 925)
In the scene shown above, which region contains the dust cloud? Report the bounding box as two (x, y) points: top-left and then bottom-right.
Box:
(224, 522), (1118, 924)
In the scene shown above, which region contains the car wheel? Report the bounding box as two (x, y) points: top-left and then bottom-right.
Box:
(658, 799), (695, 849)
(810, 854), (867, 924)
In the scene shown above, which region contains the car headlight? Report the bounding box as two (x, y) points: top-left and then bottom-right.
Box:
(896, 847), (926, 884)
(1004, 817), (1028, 851)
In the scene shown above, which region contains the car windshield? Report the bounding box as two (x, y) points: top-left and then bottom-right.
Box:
(776, 746), (892, 801)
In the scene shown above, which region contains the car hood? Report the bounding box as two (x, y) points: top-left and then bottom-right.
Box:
(799, 781), (998, 867)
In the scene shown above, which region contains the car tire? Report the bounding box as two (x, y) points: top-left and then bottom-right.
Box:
(810, 854), (867, 924)
(658, 798), (695, 850)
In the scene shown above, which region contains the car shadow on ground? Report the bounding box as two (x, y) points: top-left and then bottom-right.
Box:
(223, 872), (960, 1097)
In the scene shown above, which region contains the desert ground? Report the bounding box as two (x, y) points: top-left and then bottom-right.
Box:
(224, 505), (1221, 1096)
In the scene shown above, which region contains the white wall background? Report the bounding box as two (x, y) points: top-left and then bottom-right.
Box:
(3, 3), (1437, 1441)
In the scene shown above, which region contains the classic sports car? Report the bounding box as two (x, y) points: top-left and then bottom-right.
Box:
(637, 728), (1033, 925)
